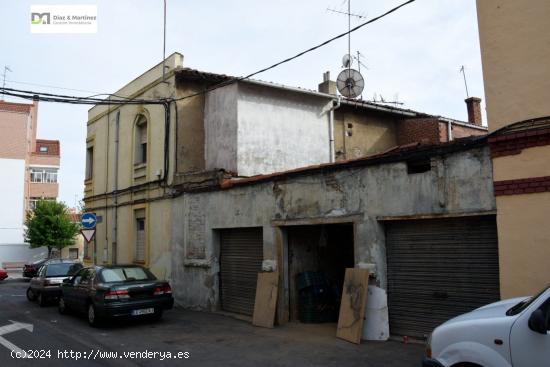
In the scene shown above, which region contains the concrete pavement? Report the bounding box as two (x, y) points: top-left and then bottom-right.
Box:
(0, 278), (423, 366)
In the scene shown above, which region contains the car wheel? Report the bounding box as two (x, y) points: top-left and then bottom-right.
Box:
(87, 304), (101, 327)
(58, 297), (69, 315)
(26, 288), (36, 302)
(37, 293), (47, 307)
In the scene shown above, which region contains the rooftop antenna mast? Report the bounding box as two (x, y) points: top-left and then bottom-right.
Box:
(162, 0), (167, 81)
(1, 66), (12, 100)
(329, 1), (365, 100)
(460, 65), (469, 98)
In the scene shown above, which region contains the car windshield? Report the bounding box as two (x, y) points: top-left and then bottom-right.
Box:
(32, 259), (46, 265)
(100, 267), (155, 283)
(46, 263), (80, 277)
(507, 286), (549, 316)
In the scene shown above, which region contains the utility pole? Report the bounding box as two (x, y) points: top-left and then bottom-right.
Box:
(1, 66), (12, 100)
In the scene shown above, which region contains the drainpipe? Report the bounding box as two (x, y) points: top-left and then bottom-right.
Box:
(112, 111), (120, 264)
(447, 120), (453, 142)
(328, 96), (341, 163)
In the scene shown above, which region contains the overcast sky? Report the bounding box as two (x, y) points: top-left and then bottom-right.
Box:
(0, 0), (485, 206)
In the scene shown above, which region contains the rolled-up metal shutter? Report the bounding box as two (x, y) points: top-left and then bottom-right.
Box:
(219, 228), (263, 315)
(386, 216), (499, 339)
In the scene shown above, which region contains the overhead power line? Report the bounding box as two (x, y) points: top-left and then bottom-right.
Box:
(173, 0), (416, 101)
(0, 0), (417, 106)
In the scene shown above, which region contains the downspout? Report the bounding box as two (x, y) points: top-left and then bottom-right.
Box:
(112, 110), (120, 264)
(447, 120), (453, 142)
(328, 96), (341, 163)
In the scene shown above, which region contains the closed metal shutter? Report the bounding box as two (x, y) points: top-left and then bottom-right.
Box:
(386, 216), (499, 339)
(219, 228), (263, 315)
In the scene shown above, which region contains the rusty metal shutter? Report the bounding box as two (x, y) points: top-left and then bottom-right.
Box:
(386, 216), (499, 339)
(219, 228), (263, 315)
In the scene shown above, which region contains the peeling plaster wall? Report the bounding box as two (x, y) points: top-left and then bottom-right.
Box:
(171, 146), (496, 310)
(204, 82), (332, 176)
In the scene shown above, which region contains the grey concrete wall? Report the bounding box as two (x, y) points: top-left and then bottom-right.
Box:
(204, 82), (333, 177)
(236, 83), (332, 176)
(204, 83), (239, 173)
(171, 146), (496, 311)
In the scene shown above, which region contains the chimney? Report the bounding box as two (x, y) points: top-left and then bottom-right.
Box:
(318, 71), (337, 95)
(465, 97), (482, 126)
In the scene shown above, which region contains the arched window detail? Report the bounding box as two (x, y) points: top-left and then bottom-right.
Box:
(135, 115), (148, 164)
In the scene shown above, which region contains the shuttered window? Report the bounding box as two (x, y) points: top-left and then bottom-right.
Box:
(135, 210), (146, 262)
(385, 216), (499, 339)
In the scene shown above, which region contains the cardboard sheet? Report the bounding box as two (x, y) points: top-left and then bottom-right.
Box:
(252, 271), (279, 328)
(336, 268), (370, 344)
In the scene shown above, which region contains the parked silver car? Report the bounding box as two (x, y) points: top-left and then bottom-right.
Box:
(26, 259), (83, 306)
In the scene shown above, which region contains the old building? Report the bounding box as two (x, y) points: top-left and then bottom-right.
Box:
(84, 52), (493, 339)
(0, 100), (60, 263)
(476, 0), (550, 298)
(171, 137), (498, 339)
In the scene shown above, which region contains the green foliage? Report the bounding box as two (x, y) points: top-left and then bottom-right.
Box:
(25, 200), (80, 256)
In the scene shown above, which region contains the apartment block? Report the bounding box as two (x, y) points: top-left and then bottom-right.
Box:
(0, 99), (60, 263)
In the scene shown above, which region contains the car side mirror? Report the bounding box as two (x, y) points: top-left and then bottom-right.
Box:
(528, 309), (547, 334)
(63, 277), (72, 284)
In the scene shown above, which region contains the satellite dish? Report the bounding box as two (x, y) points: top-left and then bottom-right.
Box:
(342, 54), (352, 68)
(336, 69), (364, 99)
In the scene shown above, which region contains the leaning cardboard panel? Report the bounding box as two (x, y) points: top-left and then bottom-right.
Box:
(336, 268), (370, 344)
(252, 272), (279, 328)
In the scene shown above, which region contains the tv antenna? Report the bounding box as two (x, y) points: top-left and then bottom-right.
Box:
(329, 0), (365, 99)
(459, 65), (469, 98)
(1, 66), (12, 100)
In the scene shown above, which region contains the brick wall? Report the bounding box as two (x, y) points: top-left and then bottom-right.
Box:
(397, 118), (440, 145)
(494, 176), (550, 196)
(452, 124), (487, 139)
(0, 110), (29, 160)
(489, 128), (550, 158)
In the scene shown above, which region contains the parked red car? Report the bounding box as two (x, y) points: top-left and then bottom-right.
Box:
(0, 268), (8, 281)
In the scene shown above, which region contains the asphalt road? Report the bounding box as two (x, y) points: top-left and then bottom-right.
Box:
(0, 276), (424, 367)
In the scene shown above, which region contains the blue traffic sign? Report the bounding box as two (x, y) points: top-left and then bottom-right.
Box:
(81, 213), (97, 229)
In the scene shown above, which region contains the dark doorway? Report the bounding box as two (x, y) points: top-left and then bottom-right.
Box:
(287, 223), (354, 322)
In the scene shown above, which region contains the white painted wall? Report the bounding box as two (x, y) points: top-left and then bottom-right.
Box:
(0, 158), (25, 244)
(205, 82), (332, 177)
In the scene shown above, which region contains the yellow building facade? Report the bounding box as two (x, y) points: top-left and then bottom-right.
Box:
(477, 0), (550, 298)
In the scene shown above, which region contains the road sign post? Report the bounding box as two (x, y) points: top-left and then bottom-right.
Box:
(81, 213), (96, 243)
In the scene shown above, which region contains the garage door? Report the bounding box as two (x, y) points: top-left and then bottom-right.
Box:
(219, 228), (263, 315)
(386, 216), (499, 339)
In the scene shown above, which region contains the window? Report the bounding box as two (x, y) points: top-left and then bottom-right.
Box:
(135, 116), (147, 164)
(69, 248), (79, 260)
(100, 267), (155, 283)
(29, 197), (55, 211)
(30, 168), (58, 183)
(407, 158), (432, 174)
(135, 210), (146, 263)
(85, 146), (94, 180)
(39, 146), (48, 153)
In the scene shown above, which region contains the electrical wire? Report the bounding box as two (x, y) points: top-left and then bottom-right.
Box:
(172, 0), (417, 102)
(0, 0), (416, 106)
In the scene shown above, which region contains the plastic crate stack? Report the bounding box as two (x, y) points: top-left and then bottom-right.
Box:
(297, 271), (339, 323)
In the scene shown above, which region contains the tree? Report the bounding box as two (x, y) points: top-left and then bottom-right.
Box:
(25, 200), (80, 258)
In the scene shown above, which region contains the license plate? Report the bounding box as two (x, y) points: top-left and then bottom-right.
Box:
(131, 308), (155, 316)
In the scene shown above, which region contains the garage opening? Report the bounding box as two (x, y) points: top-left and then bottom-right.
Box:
(385, 216), (499, 339)
(219, 227), (263, 316)
(287, 223), (354, 323)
